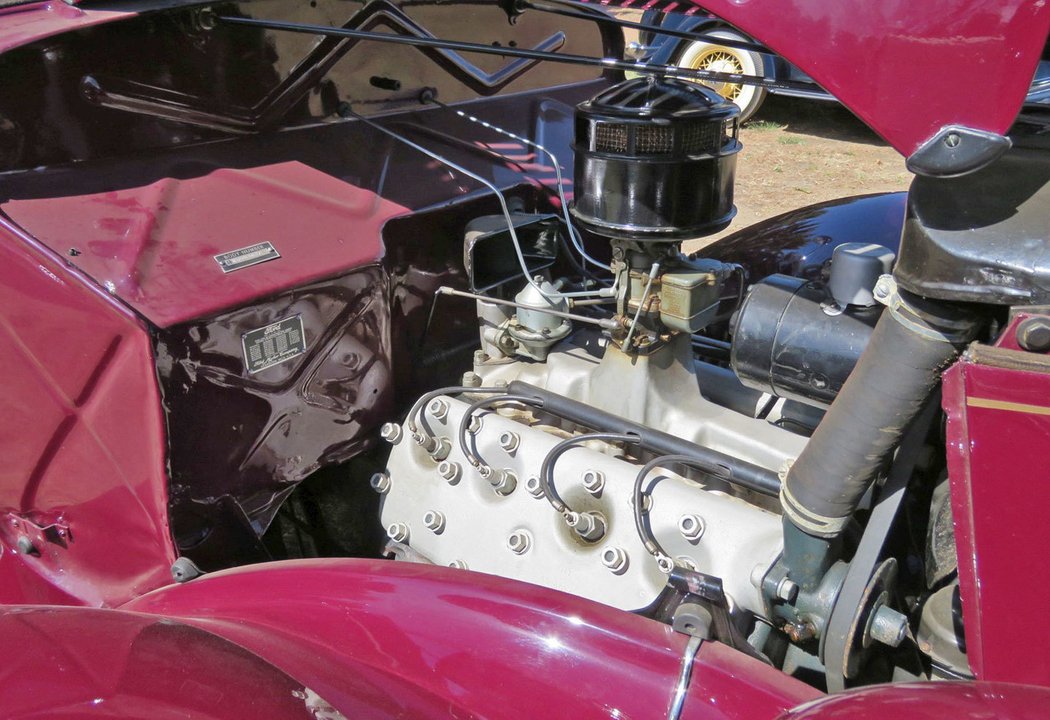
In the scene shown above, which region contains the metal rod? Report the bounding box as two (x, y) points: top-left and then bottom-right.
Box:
(508, 381), (781, 496)
(523, 0), (768, 54)
(437, 286), (620, 330)
(219, 15), (813, 92)
(428, 97), (612, 274)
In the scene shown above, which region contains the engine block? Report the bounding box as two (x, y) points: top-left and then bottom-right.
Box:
(379, 394), (783, 614)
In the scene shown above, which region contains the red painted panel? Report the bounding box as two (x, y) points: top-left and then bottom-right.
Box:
(0, 2), (132, 55)
(123, 558), (820, 720)
(693, 0), (1050, 157)
(781, 681), (1050, 720)
(3, 161), (409, 327)
(0, 217), (175, 607)
(943, 350), (1050, 685)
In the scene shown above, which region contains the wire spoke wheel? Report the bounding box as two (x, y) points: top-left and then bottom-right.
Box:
(676, 30), (767, 121)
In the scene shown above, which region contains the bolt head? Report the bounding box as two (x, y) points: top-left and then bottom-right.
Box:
(428, 399), (449, 421)
(1017, 316), (1050, 353)
(386, 522), (410, 543)
(437, 460), (461, 484)
(449, 560), (469, 570)
(489, 469), (517, 496)
(423, 510), (446, 534)
(582, 470), (605, 495)
(498, 430), (520, 454)
(601, 546), (629, 574)
(370, 472), (391, 494)
(525, 475), (544, 498)
(507, 530), (532, 555)
(380, 422), (403, 444)
(678, 514), (705, 542)
(869, 604), (909, 648)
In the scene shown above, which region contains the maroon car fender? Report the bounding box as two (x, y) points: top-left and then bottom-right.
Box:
(778, 682), (1050, 719)
(121, 558), (820, 719)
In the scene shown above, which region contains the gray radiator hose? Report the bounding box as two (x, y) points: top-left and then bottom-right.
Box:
(781, 284), (979, 537)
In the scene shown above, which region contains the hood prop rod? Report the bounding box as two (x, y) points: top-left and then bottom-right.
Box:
(218, 15), (813, 93)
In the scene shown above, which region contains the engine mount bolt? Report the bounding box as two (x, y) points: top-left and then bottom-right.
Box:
(582, 469), (605, 495)
(488, 469), (518, 496)
(380, 422), (403, 444)
(566, 511), (606, 542)
(386, 522), (410, 543)
(678, 514), (705, 542)
(525, 475), (544, 498)
(868, 603), (909, 648)
(423, 510), (446, 534)
(498, 430), (520, 454)
(428, 436), (452, 462)
(507, 530), (532, 555)
(601, 546), (629, 574)
(1017, 316), (1050, 353)
(449, 560), (469, 570)
(776, 576), (800, 603)
(437, 460), (461, 484)
(370, 472), (391, 494)
(428, 398), (449, 421)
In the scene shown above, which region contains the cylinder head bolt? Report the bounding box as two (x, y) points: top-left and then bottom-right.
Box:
(370, 472), (391, 494)
(386, 522), (410, 543)
(601, 546), (629, 574)
(423, 510), (446, 534)
(380, 422), (403, 444)
(508, 530), (532, 555)
(582, 469), (605, 495)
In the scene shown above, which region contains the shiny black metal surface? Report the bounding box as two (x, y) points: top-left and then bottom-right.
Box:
(896, 133), (1050, 305)
(730, 274), (881, 407)
(571, 77), (740, 239)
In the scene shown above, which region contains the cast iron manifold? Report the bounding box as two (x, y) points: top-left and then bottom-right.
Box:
(571, 76), (741, 241)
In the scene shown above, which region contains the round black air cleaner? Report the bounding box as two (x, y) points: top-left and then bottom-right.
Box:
(571, 76), (741, 240)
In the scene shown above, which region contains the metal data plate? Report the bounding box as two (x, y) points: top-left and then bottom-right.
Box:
(214, 241), (281, 273)
(241, 315), (306, 374)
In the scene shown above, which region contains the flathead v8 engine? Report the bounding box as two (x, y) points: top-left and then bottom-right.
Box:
(376, 78), (895, 651)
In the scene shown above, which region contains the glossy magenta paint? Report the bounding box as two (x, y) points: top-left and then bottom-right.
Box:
(0, 605), (347, 719)
(3, 162), (406, 327)
(0, 215), (175, 607)
(942, 315), (1050, 686)
(779, 682), (1050, 720)
(121, 558), (820, 720)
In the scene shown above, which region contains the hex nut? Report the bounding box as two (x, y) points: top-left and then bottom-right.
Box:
(437, 460), (461, 484)
(370, 472), (391, 494)
(428, 436), (452, 462)
(428, 398), (450, 422)
(488, 469), (518, 496)
(449, 560), (469, 570)
(567, 511), (606, 542)
(498, 430), (520, 454)
(423, 510), (446, 534)
(582, 470), (605, 495)
(507, 530), (532, 555)
(461, 371), (482, 388)
(601, 546), (629, 574)
(380, 422), (403, 444)
(386, 522), (410, 543)
(678, 514), (705, 542)
(675, 555), (699, 572)
(525, 475), (544, 498)
(1017, 316), (1050, 353)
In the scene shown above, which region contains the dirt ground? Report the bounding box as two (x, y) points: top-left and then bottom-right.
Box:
(683, 95), (912, 253)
